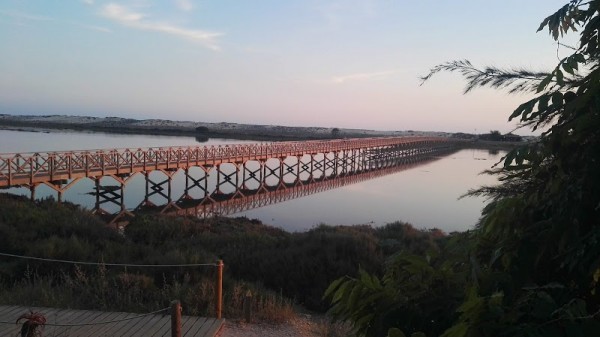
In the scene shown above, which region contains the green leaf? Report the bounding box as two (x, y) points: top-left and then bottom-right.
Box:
(442, 322), (469, 337)
(552, 92), (563, 106)
(537, 74), (553, 92)
(537, 17), (551, 32)
(538, 94), (550, 112)
(510, 99), (536, 121)
(562, 62), (574, 75)
(354, 313), (374, 332)
(332, 281), (352, 303)
(555, 69), (564, 85)
(563, 91), (577, 103)
(504, 150), (516, 168)
(324, 277), (345, 299)
(387, 328), (407, 337)
(568, 56), (579, 71)
(359, 268), (375, 288)
(347, 283), (364, 309)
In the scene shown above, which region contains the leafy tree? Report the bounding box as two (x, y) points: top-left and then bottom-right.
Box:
(325, 234), (471, 337)
(479, 130), (503, 141)
(195, 126), (210, 133)
(325, 1), (600, 336)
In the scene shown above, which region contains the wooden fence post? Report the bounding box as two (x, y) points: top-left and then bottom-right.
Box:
(243, 290), (252, 323)
(171, 300), (181, 337)
(216, 259), (224, 319)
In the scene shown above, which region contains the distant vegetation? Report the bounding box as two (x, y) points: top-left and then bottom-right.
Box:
(452, 130), (523, 142)
(0, 193), (450, 322)
(195, 126), (210, 133)
(331, 127), (341, 138)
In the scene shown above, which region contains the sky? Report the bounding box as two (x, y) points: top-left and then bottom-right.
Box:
(0, 0), (577, 134)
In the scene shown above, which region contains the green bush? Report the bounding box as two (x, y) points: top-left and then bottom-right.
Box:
(0, 193), (447, 319)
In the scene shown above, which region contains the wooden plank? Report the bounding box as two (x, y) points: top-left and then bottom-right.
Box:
(0, 305), (18, 316)
(130, 314), (170, 337)
(48, 308), (80, 322)
(0, 307), (21, 337)
(208, 318), (226, 337)
(0, 305), (25, 319)
(0, 323), (19, 337)
(115, 312), (158, 337)
(55, 309), (101, 336)
(65, 310), (121, 336)
(180, 315), (196, 336)
(183, 317), (208, 337)
(196, 318), (225, 337)
(0, 305), (221, 337)
(82, 311), (130, 337)
(88, 311), (135, 336)
(148, 316), (172, 337)
(48, 308), (93, 336)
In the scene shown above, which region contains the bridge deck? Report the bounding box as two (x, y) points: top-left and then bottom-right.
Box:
(0, 305), (224, 337)
(0, 136), (452, 188)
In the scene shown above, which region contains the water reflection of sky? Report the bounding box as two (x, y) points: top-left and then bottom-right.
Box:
(236, 149), (504, 233)
(0, 129), (503, 233)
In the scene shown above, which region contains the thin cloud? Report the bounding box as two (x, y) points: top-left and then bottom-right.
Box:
(0, 9), (110, 33)
(332, 70), (400, 84)
(316, 0), (378, 30)
(175, 0), (194, 12)
(0, 10), (53, 22)
(101, 3), (221, 50)
(82, 0), (95, 5)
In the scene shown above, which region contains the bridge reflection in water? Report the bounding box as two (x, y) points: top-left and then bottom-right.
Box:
(0, 137), (461, 225)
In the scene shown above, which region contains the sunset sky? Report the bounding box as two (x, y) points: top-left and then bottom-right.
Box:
(0, 0), (574, 134)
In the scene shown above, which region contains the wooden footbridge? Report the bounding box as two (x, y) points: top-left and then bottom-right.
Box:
(0, 136), (460, 224)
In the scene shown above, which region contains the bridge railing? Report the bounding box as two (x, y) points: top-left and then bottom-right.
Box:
(0, 136), (452, 188)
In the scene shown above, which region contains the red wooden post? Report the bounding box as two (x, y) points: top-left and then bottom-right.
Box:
(216, 260), (224, 319)
(171, 300), (181, 337)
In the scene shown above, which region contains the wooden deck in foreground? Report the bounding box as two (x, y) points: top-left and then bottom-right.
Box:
(0, 305), (224, 337)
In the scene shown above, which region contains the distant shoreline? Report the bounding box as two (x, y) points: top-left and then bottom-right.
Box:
(0, 114), (449, 142)
(0, 114), (529, 151)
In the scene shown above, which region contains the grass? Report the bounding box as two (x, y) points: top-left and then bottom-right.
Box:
(0, 193), (450, 323)
(0, 267), (296, 323)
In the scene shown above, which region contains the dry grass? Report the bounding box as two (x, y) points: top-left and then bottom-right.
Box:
(313, 317), (354, 337)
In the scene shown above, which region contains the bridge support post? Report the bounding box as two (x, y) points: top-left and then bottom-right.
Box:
(278, 157), (285, 188)
(215, 163), (241, 194)
(29, 184), (36, 201)
(183, 167), (209, 200)
(215, 164), (221, 194)
(91, 175), (135, 226)
(309, 154), (315, 182)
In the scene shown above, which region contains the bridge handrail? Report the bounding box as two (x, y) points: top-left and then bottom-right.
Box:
(0, 136), (454, 188)
(0, 136), (448, 157)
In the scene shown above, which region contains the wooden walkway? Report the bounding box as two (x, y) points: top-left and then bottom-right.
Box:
(0, 305), (224, 337)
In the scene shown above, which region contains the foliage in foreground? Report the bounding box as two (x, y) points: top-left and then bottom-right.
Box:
(0, 193), (446, 321)
(325, 1), (600, 336)
(325, 233), (470, 337)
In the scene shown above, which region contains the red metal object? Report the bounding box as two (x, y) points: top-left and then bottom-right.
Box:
(16, 311), (47, 337)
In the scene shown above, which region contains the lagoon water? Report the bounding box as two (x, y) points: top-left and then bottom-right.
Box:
(0, 129), (502, 232)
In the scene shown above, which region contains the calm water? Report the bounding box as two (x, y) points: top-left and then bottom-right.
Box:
(0, 129), (502, 232)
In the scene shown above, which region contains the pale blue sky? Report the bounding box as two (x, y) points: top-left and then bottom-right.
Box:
(0, 0), (573, 133)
